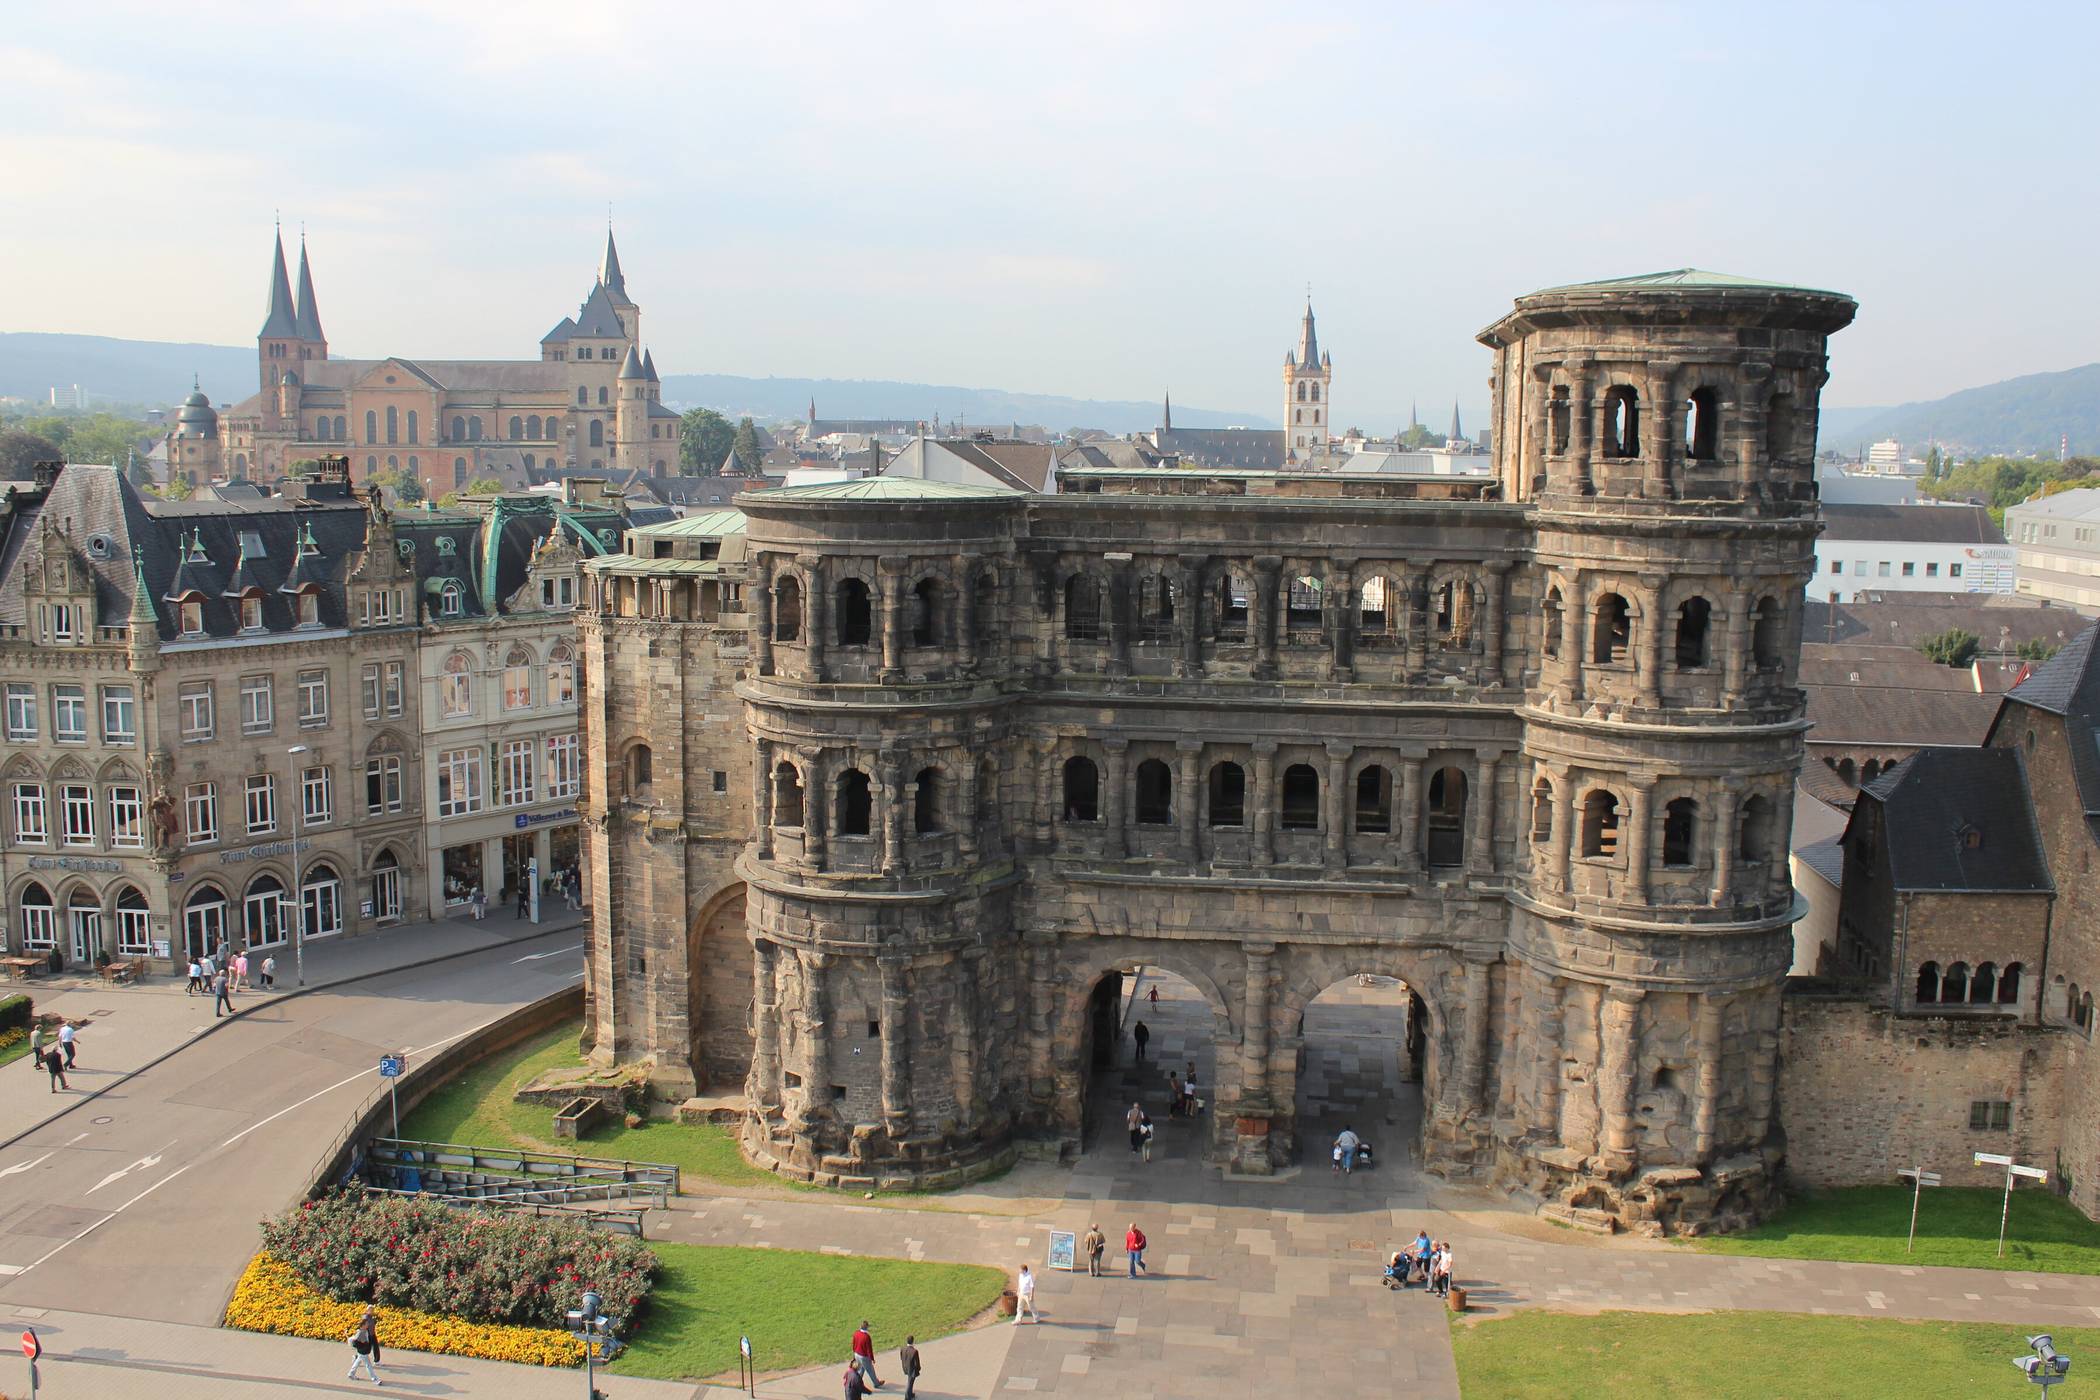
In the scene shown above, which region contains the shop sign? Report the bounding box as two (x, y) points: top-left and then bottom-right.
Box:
(220, 837), (313, 865)
(514, 807), (577, 830)
(27, 855), (122, 874)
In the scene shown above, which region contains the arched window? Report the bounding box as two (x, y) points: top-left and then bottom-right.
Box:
(1358, 576), (1390, 639)
(1062, 756), (1099, 822)
(1294, 409), (1303, 425)
(1353, 766), (1392, 834)
(1861, 758), (1882, 784)
(1835, 756), (1857, 785)
(453, 456), (467, 485)
(1296, 382), (1307, 402)
(628, 743), (653, 794)
(527, 415), (542, 439)
(1686, 388), (1718, 461)
(1752, 597), (1783, 670)
(1216, 573), (1251, 641)
(385, 405), (398, 443)
(1541, 586), (1563, 659)
(1207, 762), (1245, 827)
(835, 768), (872, 836)
(1286, 575), (1323, 635)
(182, 883), (226, 959)
(301, 862), (342, 941)
(913, 767), (942, 833)
(2082, 991), (2095, 1031)
(66, 886), (102, 963)
(2000, 962), (2023, 1005)
(1434, 577), (1478, 649)
(114, 884), (150, 954)
(1675, 597), (1712, 668)
(1592, 593), (1631, 664)
(547, 642), (575, 705)
(1136, 575), (1176, 641)
(440, 650), (473, 717)
(588, 420), (604, 447)
(1549, 384), (1571, 455)
(835, 578), (872, 645)
(577, 388), (587, 406)
(451, 415), (466, 441)
(597, 387), (608, 405)
(17, 881), (54, 951)
(1971, 962), (1998, 1005)
(1310, 383), (1320, 403)
(470, 416), (483, 441)
(1133, 759), (1172, 826)
(1662, 798), (1697, 867)
(509, 416), (523, 441)
(1915, 960), (1941, 1004)
(911, 578), (942, 648)
(1425, 766), (1467, 867)
(773, 762), (804, 827)
(774, 576), (802, 643)
(502, 645), (533, 710)
(1531, 777), (1554, 843)
(407, 410), (418, 443)
(333, 415), (346, 441)
(243, 872), (286, 949)
(1942, 961), (1971, 1005)
(1602, 385), (1640, 458)
(1738, 794), (1774, 863)
(1064, 574), (1102, 641)
(439, 580), (465, 618)
(1279, 763), (1320, 831)
(365, 410), (378, 444)
(1580, 789), (1621, 858)
(1766, 392), (1797, 464)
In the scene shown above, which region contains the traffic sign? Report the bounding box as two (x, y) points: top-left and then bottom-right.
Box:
(20, 1328), (38, 1360)
(378, 1056), (403, 1078)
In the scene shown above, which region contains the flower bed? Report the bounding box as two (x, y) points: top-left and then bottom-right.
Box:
(225, 1253), (587, 1367)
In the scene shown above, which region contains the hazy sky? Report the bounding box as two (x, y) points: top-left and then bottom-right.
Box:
(5, 1), (2096, 424)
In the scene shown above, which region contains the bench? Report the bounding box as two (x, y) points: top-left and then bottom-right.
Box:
(99, 959), (145, 985)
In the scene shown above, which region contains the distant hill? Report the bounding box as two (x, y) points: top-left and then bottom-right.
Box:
(1840, 363), (2100, 458)
(0, 332), (259, 406)
(658, 373), (1266, 434)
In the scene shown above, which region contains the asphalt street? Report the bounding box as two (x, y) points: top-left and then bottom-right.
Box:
(0, 929), (584, 1324)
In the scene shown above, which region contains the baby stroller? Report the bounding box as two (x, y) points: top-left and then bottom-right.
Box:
(1382, 1250), (1419, 1290)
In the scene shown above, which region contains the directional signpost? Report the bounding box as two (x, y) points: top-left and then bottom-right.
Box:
(1897, 1165), (1941, 1254)
(1975, 1152), (2050, 1259)
(378, 1053), (405, 1136)
(739, 1334), (755, 1396)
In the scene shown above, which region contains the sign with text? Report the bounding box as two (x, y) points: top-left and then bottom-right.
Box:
(1046, 1230), (1077, 1271)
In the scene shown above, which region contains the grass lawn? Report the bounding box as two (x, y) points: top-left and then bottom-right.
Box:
(1688, 1185), (2100, 1274)
(0, 1037), (32, 1068)
(397, 1017), (787, 1191)
(612, 1242), (1004, 1382)
(1451, 1311), (2100, 1399)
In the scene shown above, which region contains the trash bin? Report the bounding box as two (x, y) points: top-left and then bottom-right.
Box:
(1447, 1285), (1468, 1313)
(997, 1290), (1018, 1317)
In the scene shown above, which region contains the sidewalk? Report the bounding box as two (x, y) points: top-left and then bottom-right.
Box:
(0, 907), (585, 1152)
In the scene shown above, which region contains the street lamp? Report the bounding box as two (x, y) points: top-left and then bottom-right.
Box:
(565, 1289), (620, 1400)
(2015, 1334), (2071, 1392)
(286, 744), (309, 986)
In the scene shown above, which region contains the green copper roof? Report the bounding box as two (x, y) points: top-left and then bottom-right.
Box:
(1531, 268), (1850, 297)
(750, 477), (1020, 502)
(632, 508), (746, 538)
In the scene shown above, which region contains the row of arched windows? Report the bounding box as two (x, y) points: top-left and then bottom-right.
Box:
(1541, 589), (1785, 672)
(1536, 783), (1778, 867)
(578, 386), (609, 405)
(438, 643), (576, 718)
(311, 414), (349, 441)
(773, 573), (997, 650)
(1294, 381), (1322, 403)
(13, 882), (152, 957)
(1915, 960), (2023, 1007)
(1542, 383), (1797, 465)
(771, 761), (955, 837)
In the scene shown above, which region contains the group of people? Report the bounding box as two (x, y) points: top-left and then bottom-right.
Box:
(26, 1015), (79, 1092)
(184, 940), (265, 1016)
(465, 866), (585, 922)
(1384, 1229), (1455, 1298)
(1162, 1062), (1202, 1119)
(843, 1320), (923, 1398)
(1080, 1222), (1147, 1278)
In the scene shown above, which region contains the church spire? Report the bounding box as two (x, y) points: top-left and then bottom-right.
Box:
(601, 225), (627, 295)
(293, 235), (324, 343)
(1163, 389), (1172, 431)
(1449, 399), (1463, 444)
(1295, 301), (1319, 369)
(259, 226), (297, 339)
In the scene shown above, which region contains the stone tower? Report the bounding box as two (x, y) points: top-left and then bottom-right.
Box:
(1480, 269), (1854, 1227)
(257, 230), (327, 431)
(615, 344), (649, 475)
(1282, 302), (1331, 461)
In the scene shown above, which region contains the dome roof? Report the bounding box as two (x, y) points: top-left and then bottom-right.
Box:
(176, 383), (219, 437)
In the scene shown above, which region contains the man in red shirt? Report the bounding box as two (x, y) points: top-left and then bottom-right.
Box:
(1125, 1222), (1148, 1278)
(851, 1321), (882, 1389)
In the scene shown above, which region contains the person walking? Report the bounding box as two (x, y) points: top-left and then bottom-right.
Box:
(198, 953), (215, 985)
(1432, 1242), (1454, 1299)
(1132, 1019), (1150, 1062)
(261, 955), (277, 990)
(563, 867), (581, 911)
(27, 1019), (44, 1073)
(185, 958), (203, 995)
(232, 951), (249, 991)
(57, 1019), (77, 1069)
(1333, 1124), (1361, 1175)
(898, 1335), (922, 1400)
(1183, 1068), (1201, 1117)
(212, 967), (234, 1018)
(1164, 1070), (1182, 1118)
(1147, 984), (1159, 1007)
(1015, 1263), (1038, 1323)
(1083, 1223), (1106, 1277)
(1126, 1102), (1145, 1154)
(42, 1044), (68, 1093)
(346, 1305), (382, 1384)
(850, 1320), (882, 1389)
(1125, 1222), (1147, 1278)
(214, 937), (230, 970)
(469, 886), (486, 921)
(844, 1359), (869, 1400)
(1139, 1111), (1154, 1163)
(515, 883), (530, 919)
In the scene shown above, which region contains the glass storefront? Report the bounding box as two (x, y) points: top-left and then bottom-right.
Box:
(550, 824), (580, 884)
(441, 842), (483, 905)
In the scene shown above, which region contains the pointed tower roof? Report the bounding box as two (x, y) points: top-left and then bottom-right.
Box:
(572, 281), (626, 338)
(600, 226), (633, 308)
(641, 348), (659, 383)
(1163, 390), (1173, 431)
(126, 545), (159, 631)
(1409, 400), (1419, 429)
(618, 344), (645, 379)
(293, 237), (325, 341)
(259, 228), (298, 339)
(1449, 400), (1463, 443)
(1295, 302), (1320, 370)
(808, 396), (818, 424)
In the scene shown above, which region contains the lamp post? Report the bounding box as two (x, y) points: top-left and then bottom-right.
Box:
(565, 1288), (619, 1400)
(1975, 1152), (2050, 1259)
(286, 744), (309, 986)
(2015, 1334), (2072, 1391)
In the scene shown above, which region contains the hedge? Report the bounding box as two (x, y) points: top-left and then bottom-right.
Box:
(0, 995), (32, 1035)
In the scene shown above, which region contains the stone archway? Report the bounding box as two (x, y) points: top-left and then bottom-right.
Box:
(686, 882), (754, 1092)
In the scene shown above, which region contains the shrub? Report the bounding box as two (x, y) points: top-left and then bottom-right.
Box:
(226, 1253), (585, 1366)
(0, 995), (33, 1035)
(259, 1186), (656, 1329)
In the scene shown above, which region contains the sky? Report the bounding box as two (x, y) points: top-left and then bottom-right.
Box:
(4, 1), (2097, 425)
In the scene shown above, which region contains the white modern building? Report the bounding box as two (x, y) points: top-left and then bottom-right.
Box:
(2007, 488), (2100, 614)
(1813, 503), (2014, 600)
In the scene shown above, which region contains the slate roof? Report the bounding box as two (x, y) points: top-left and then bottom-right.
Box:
(571, 282), (626, 338)
(1798, 643), (1980, 692)
(1858, 748), (2053, 893)
(1151, 426), (1285, 472)
(293, 240), (325, 342)
(1795, 834), (1847, 888)
(1803, 684), (2000, 747)
(2001, 623), (2098, 715)
(1802, 596), (2080, 655)
(1534, 268), (1850, 296)
(542, 316), (577, 345)
(1821, 503), (2005, 545)
(259, 232), (298, 339)
(1991, 622), (2100, 847)
(2003, 488), (2100, 523)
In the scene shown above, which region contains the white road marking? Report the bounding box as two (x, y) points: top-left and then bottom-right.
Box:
(86, 1143), (173, 1195)
(0, 1152), (52, 1180)
(63, 1133), (88, 1146)
(218, 1013), (508, 1150)
(512, 943), (584, 964)
(16, 1162), (193, 1276)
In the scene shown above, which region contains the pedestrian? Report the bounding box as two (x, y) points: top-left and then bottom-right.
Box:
(27, 1018), (44, 1072)
(844, 1358), (869, 1400)
(1432, 1242), (1454, 1298)
(1083, 1223), (1106, 1277)
(568, 867), (583, 910)
(1164, 1069), (1181, 1118)
(1015, 1263), (1038, 1323)
(215, 937), (230, 970)
(1140, 1111), (1154, 1163)
(233, 951), (250, 992)
(898, 1335), (922, 1400)
(1406, 1228), (1432, 1288)
(850, 1320), (882, 1389)
(261, 955), (277, 990)
(212, 967), (234, 1018)
(1126, 1101), (1145, 1154)
(1147, 984), (1159, 1007)
(1133, 1019), (1150, 1062)
(1125, 1221), (1147, 1277)
(516, 883), (529, 919)
(470, 886), (486, 920)
(199, 953), (215, 983)
(1183, 1068), (1201, 1116)
(185, 958), (203, 995)
(346, 1304), (383, 1384)
(58, 1019), (77, 1069)
(1333, 1124), (1361, 1175)
(42, 1044), (67, 1093)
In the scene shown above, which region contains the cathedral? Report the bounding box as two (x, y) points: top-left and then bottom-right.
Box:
(174, 229), (683, 498)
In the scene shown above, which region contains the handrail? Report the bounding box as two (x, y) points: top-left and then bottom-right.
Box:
(368, 1136), (679, 1188)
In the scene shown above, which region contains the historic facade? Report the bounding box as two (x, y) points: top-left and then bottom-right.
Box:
(580, 270), (1854, 1234)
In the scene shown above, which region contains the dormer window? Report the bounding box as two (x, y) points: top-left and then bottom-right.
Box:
(45, 603), (77, 644)
(1960, 824), (1983, 851)
(240, 595), (264, 632)
(176, 599), (202, 636)
(541, 575), (575, 610)
(438, 580), (465, 618)
(297, 590), (321, 627)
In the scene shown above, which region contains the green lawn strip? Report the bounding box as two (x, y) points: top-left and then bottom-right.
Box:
(1450, 1311), (2100, 1400)
(612, 1242), (1004, 1382)
(0, 1038), (32, 1068)
(1687, 1185), (2100, 1274)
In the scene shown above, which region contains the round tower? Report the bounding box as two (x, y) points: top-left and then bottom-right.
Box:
(1480, 271), (1855, 1232)
(736, 481), (1029, 1187)
(615, 345), (649, 475)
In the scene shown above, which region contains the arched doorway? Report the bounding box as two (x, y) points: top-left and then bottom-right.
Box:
(1292, 975), (1433, 1172)
(687, 883), (754, 1092)
(1074, 964), (1225, 1166)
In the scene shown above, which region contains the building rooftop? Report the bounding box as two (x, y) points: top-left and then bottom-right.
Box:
(1858, 747), (2053, 894)
(631, 509), (747, 539)
(1532, 268), (1851, 297)
(1820, 503), (2005, 545)
(749, 477), (1021, 502)
(2007, 488), (2100, 523)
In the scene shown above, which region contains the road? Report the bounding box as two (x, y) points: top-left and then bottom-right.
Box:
(0, 929), (584, 1324)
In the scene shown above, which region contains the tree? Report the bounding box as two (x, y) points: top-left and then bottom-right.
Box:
(0, 428), (62, 480)
(158, 473), (194, 501)
(679, 408), (734, 475)
(464, 477), (504, 496)
(2017, 638), (2062, 663)
(1399, 424), (1443, 450)
(732, 417), (763, 474)
(1918, 628), (1981, 668)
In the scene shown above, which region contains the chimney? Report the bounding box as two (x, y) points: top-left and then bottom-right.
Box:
(32, 460), (62, 490)
(564, 477), (609, 506)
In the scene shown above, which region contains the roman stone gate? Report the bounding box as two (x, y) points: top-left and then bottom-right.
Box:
(581, 274), (1854, 1235)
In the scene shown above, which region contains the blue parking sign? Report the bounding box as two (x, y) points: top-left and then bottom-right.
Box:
(378, 1056), (403, 1078)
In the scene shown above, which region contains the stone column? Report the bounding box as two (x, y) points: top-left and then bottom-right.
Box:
(1569, 363), (1596, 494)
(1468, 752), (1499, 876)
(1647, 364), (1680, 498)
(1636, 573), (1666, 708)
(878, 956), (912, 1138)
(1481, 562), (1509, 686)
(750, 939), (782, 1116)
(798, 950), (833, 1132)
(951, 950), (982, 1125)
(1323, 743), (1350, 871)
(1033, 737), (1058, 844)
(1693, 993), (1724, 1160)
(1721, 594), (1748, 704)
(1747, 990), (1781, 1147)
(752, 554), (775, 676)
(1624, 779), (1654, 905)
(1397, 756), (1424, 872)
(800, 747), (829, 872)
(1176, 556), (1204, 678)
(1404, 568), (1432, 676)
(1598, 986), (1644, 1165)
(879, 560), (905, 683)
(1106, 556), (1134, 676)
(800, 555), (828, 682)
(1549, 768), (1574, 892)
(1557, 571), (1584, 703)
(954, 554), (977, 674)
(1252, 558), (1282, 680)
(1240, 941), (1275, 1106)
(1175, 740), (1202, 864)
(1526, 364), (1552, 491)
(1327, 563), (1355, 682)
(1535, 975), (1565, 1141)
(753, 738), (774, 860)
(1460, 958), (1493, 1112)
(957, 758), (979, 862)
(879, 752), (905, 876)
(1102, 739), (1128, 859)
(1251, 741), (1277, 868)
(1711, 780), (1741, 907)
(1026, 931), (1058, 1108)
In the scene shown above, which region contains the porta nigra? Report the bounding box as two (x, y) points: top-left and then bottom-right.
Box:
(577, 272), (1855, 1235)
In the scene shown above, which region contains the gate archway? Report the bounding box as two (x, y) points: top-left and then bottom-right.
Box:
(687, 882), (753, 1091)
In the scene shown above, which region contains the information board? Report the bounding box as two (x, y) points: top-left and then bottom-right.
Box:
(1046, 1230), (1077, 1272)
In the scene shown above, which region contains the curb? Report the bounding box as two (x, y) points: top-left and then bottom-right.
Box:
(0, 917), (588, 1156)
